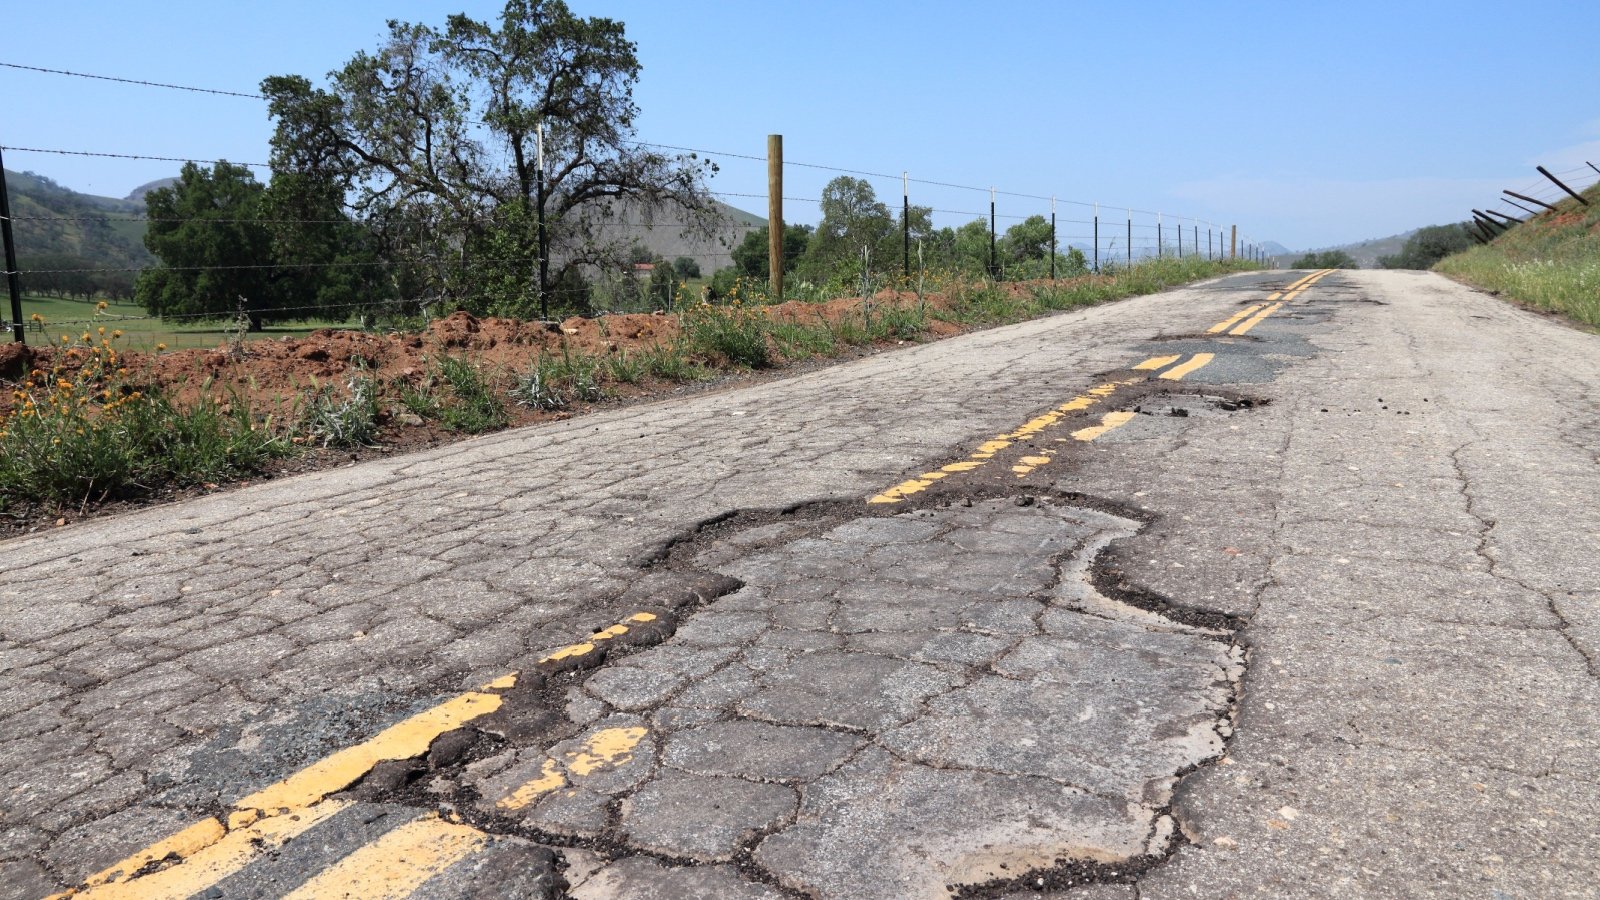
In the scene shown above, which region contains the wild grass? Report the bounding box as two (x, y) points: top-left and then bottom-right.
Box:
(436, 355), (509, 433)
(511, 346), (606, 411)
(680, 302), (771, 368)
(0, 331), (286, 507)
(301, 372), (381, 447)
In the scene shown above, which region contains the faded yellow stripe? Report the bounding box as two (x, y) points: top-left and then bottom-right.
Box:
(47, 818), (228, 899)
(235, 692), (502, 816)
(1230, 302), (1282, 336)
(498, 759), (567, 810)
(1158, 352), (1216, 381)
(498, 726), (651, 811)
(70, 801), (347, 900)
(280, 815), (487, 900)
(1284, 270), (1323, 290)
(1206, 305), (1261, 334)
(866, 378), (1139, 503)
(1133, 354), (1181, 370)
(1071, 411), (1137, 442)
(869, 476), (938, 504)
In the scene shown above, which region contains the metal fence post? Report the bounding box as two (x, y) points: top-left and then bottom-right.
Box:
(1126, 210), (1132, 267)
(535, 124), (549, 321)
(1049, 196), (1057, 280)
(1093, 203), (1100, 273)
(1537, 165), (1590, 206)
(902, 172), (910, 279)
(0, 147), (25, 343)
(988, 187), (997, 279)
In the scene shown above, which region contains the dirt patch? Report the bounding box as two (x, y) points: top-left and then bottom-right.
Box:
(0, 267), (1248, 535)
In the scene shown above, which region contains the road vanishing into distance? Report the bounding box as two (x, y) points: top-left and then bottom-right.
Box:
(2, 269), (1597, 899)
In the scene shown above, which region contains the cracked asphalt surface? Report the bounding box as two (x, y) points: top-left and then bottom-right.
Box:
(3, 269), (1597, 898)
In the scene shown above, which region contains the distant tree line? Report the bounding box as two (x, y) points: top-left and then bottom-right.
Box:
(1289, 223), (1475, 272)
(18, 255), (137, 301)
(1377, 224), (1473, 270)
(1290, 250), (1360, 269)
(715, 175), (1088, 295)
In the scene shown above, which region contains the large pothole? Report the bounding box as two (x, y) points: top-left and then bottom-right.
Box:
(446, 496), (1245, 898)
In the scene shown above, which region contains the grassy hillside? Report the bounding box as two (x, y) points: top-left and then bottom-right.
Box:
(1434, 182), (1600, 329)
(4, 169), (154, 269)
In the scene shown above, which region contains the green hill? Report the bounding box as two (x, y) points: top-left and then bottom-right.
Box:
(1434, 181), (1599, 329)
(4, 169), (156, 298)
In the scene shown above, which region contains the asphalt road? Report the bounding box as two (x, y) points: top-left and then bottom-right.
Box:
(2, 269), (1596, 899)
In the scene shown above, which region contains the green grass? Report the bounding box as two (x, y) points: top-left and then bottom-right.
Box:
(17, 294), (354, 351)
(1434, 183), (1600, 329)
(435, 355), (509, 433)
(0, 337), (288, 508)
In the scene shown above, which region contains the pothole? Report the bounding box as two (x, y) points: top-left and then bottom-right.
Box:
(358, 492), (1249, 898)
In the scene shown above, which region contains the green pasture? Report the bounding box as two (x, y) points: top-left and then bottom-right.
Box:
(14, 295), (355, 352)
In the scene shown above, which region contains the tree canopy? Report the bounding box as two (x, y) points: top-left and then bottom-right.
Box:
(135, 162), (385, 329)
(1378, 224), (1474, 270)
(259, 0), (720, 318)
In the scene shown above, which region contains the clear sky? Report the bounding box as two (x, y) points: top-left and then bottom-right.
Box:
(4, 0), (1597, 251)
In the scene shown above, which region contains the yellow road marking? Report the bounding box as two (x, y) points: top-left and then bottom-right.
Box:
(499, 759), (568, 810)
(1206, 304), (1262, 334)
(536, 612), (659, 664)
(1159, 352), (1216, 381)
(59, 606), (670, 897)
(235, 692), (503, 817)
(868, 376), (1149, 503)
(1229, 303), (1282, 336)
(875, 270), (1344, 502)
(498, 726), (650, 810)
(566, 726), (648, 776)
(1284, 269), (1324, 291)
(1071, 411), (1138, 442)
(280, 815), (488, 900)
(1133, 354), (1180, 370)
(66, 801), (348, 900)
(46, 818), (229, 899)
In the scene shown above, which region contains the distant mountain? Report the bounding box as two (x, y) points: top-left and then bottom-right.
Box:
(1260, 240), (1292, 260)
(1279, 230), (1416, 268)
(590, 199), (765, 278)
(126, 177), (178, 203)
(4, 169), (155, 272)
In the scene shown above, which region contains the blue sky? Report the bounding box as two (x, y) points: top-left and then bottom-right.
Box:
(4, 0), (1597, 250)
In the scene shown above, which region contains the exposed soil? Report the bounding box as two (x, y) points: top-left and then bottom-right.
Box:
(0, 273), (1199, 536)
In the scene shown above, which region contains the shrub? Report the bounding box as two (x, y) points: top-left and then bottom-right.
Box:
(302, 372), (381, 447)
(511, 347), (605, 411)
(681, 302), (770, 368)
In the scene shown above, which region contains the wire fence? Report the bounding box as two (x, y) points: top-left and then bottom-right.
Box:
(1, 60), (1266, 340)
(1463, 162), (1599, 243)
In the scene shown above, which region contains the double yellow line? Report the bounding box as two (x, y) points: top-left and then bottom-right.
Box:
(868, 351), (1216, 501)
(51, 611), (665, 900)
(1206, 269), (1333, 336)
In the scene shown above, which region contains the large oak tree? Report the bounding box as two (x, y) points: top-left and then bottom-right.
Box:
(261, 0), (720, 318)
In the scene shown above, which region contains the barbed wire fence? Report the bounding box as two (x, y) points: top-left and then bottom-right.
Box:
(0, 61), (1265, 344)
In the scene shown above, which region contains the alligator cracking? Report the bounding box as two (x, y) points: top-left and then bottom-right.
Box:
(49, 368), (1269, 898)
(308, 375), (1266, 896)
(315, 477), (1253, 896)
